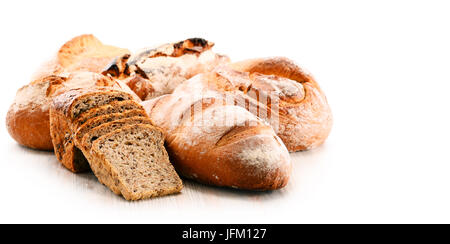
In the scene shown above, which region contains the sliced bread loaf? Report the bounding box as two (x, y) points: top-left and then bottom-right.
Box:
(73, 100), (145, 126)
(74, 109), (147, 148)
(51, 88), (133, 120)
(90, 124), (183, 200)
(50, 88), (135, 172)
(80, 116), (153, 154)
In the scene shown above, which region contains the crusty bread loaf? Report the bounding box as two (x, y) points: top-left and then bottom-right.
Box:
(140, 58), (332, 152)
(228, 57), (333, 151)
(49, 88), (134, 172)
(143, 62), (332, 153)
(90, 124), (183, 200)
(142, 74), (292, 190)
(6, 76), (60, 150)
(74, 110), (147, 148)
(103, 38), (230, 100)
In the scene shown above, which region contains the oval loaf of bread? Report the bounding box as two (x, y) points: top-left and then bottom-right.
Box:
(142, 74), (292, 190)
(229, 57), (333, 151)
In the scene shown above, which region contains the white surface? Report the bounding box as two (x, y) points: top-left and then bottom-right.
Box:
(1, 0), (450, 224)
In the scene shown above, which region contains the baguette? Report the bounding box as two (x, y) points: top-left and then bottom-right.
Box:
(142, 74), (292, 190)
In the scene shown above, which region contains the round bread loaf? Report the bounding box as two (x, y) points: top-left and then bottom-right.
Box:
(6, 72), (139, 151)
(229, 57), (333, 151)
(6, 77), (56, 150)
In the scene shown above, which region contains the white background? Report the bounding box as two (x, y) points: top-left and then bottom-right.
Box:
(1, 0), (449, 224)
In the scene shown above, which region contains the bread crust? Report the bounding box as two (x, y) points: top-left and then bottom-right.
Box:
(6, 78), (56, 150)
(6, 100), (53, 150)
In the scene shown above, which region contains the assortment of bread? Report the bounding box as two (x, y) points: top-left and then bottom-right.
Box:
(5, 34), (332, 200)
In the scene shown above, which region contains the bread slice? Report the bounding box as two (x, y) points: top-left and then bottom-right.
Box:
(52, 88), (134, 120)
(50, 88), (135, 172)
(80, 117), (153, 154)
(79, 117), (154, 196)
(74, 109), (147, 148)
(90, 124), (183, 200)
(74, 100), (145, 126)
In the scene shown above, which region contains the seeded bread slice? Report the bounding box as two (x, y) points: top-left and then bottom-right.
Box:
(79, 117), (155, 195)
(80, 117), (153, 154)
(50, 88), (134, 172)
(74, 109), (147, 148)
(90, 124), (183, 200)
(74, 100), (145, 127)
